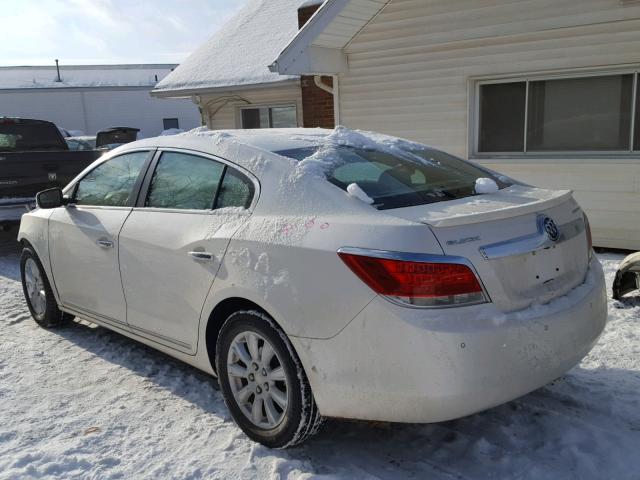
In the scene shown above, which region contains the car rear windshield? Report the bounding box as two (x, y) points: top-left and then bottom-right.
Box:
(275, 145), (511, 210)
(0, 120), (66, 152)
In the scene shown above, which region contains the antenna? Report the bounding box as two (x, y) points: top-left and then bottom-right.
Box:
(55, 59), (61, 82)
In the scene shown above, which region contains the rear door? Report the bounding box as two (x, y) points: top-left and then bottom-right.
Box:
(49, 150), (153, 325)
(118, 150), (256, 353)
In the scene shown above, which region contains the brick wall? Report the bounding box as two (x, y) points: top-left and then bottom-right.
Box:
(298, 3), (336, 128)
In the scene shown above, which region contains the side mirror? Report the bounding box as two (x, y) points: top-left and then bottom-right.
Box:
(36, 188), (65, 209)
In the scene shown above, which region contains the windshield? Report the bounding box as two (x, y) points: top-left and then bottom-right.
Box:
(275, 145), (512, 210)
(0, 120), (65, 152)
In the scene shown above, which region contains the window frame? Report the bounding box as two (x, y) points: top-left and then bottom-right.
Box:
(67, 149), (155, 209)
(135, 147), (260, 214)
(471, 67), (640, 159)
(237, 104), (298, 129)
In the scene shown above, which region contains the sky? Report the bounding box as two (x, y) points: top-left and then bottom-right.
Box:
(0, 0), (249, 66)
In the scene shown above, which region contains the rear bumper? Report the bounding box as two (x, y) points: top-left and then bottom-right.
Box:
(291, 257), (607, 423)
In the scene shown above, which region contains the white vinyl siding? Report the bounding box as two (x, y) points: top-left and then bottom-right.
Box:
(199, 83), (303, 130)
(338, 0), (640, 249)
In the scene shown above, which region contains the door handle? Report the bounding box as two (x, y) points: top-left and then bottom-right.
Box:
(188, 251), (214, 261)
(97, 239), (114, 249)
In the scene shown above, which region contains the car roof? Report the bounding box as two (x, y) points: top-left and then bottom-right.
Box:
(128, 128), (332, 157)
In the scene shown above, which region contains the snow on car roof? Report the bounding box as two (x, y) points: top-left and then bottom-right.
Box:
(130, 126), (432, 163)
(130, 127), (331, 155)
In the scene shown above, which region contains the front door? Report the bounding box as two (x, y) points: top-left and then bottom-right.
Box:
(49, 150), (152, 325)
(118, 150), (255, 353)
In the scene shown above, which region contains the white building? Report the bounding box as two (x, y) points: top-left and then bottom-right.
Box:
(0, 64), (201, 138)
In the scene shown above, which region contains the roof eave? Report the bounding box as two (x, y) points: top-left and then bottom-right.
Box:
(150, 77), (300, 98)
(270, 0), (389, 76)
(270, 0), (350, 76)
(269, 45), (348, 76)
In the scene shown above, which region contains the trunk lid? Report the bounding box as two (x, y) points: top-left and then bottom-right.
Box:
(389, 185), (590, 312)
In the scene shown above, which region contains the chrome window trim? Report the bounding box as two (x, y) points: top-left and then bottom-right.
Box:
(63, 147), (154, 196)
(65, 148), (154, 207)
(147, 147), (261, 212)
(479, 215), (586, 260)
(336, 246), (491, 309)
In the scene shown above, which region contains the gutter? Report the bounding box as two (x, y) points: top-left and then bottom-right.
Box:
(150, 78), (300, 99)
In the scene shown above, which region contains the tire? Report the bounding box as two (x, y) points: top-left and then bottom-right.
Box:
(216, 310), (323, 448)
(20, 246), (73, 328)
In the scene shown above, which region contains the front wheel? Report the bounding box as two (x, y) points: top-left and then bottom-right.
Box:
(20, 247), (72, 328)
(216, 310), (323, 448)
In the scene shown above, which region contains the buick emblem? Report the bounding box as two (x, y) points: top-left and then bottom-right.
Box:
(542, 216), (560, 242)
(48, 172), (57, 181)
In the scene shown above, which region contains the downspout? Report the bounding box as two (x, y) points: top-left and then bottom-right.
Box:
(332, 75), (340, 126)
(313, 75), (340, 126)
(191, 95), (206, 126)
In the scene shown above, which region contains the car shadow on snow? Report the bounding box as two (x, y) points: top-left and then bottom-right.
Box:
(284, 368), (640, 478)
(48, 319), (226, 413)
(47, 318), (640, 479)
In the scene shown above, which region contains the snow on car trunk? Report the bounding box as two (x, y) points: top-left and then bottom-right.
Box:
(389, 185), (591, 312)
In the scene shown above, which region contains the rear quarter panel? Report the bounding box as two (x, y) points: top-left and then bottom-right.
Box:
(205, 210), (445, 339)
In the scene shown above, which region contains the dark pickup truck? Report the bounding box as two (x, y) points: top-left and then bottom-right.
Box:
(0, 117), (103, 227)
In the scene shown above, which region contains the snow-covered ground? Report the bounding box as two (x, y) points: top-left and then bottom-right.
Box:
(0, 228), (638, 479)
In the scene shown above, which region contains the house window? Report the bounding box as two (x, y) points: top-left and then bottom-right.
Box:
(476, 72), (639, 154)
(163, 118), (179, 130)
(240, 106), (297, 129)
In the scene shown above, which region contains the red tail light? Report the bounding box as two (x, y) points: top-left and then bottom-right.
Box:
(583, 213), (593, 260)
(338, 250), (486, 307)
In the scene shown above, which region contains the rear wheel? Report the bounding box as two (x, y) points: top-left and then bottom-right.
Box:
(20, 247), (73, 328)
(216, 310), (323, 448)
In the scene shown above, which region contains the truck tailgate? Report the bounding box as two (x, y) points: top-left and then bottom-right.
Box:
(0, 150), (100, 199)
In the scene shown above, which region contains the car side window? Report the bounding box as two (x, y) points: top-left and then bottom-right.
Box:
(146, 152), (224, 210)
(75, 151), (148, 207)
(216, 168), (254, 209)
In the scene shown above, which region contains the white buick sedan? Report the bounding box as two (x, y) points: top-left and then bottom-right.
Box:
(18, 127), (607, 448)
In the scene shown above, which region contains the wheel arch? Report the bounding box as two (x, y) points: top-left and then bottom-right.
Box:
(205, 297), (291, 376)
(19, 233), (62, 307)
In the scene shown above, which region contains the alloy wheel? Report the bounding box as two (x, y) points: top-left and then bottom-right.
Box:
(226, 331), (289, 429)
(24, 258), (46, 317)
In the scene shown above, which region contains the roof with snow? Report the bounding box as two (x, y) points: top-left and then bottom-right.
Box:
(152, 0), (313, 97)
(0, 64), (178, 90)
